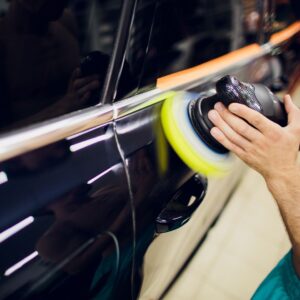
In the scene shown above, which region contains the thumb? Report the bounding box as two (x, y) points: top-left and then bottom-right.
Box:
(284, 94), (298, 125)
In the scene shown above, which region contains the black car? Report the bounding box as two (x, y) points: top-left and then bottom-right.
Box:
(0, 0), (299, 299)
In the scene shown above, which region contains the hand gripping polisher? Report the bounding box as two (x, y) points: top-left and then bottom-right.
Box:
(161, 75), (288, 177)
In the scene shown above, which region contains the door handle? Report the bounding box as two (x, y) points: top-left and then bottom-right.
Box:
(156, 174), (208, 233)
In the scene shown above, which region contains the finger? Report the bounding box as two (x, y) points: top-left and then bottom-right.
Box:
(70, 68), (81, 82)
(208, 109), (252, 151)
(214, 102), (262, 142)
(284, 95), (300, 135)
(74, 75), (100, 89)
(210, 127), (245, 157)
(77, 80), (100, 96)
(228, 103), (276, 133)
(80, 91), (91, 103)
(284, 94), (299, 125)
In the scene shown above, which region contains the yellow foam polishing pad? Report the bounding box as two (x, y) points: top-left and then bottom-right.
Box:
(161, 92), (234, 177)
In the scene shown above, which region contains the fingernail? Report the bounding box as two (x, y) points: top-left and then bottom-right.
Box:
(208, 110), (217, 121)
(214, 102), (224, 111)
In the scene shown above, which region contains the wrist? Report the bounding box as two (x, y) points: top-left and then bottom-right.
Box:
(264, 166), (300, 198)
(265, 165), (300, 184)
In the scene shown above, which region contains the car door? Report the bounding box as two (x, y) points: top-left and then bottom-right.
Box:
(110, 0), (300, 299)
(0, 1), (139, 299)
(0, 1), (299, 300)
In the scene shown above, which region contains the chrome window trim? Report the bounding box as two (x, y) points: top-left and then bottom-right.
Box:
(0, 105), (113, 162)
(114, 44), (271, 118)
(0, 42), (273, 163)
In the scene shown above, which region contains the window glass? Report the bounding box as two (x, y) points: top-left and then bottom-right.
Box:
(0, 0), (122, 132)
(274, 0), (296, 32)
(115, 0), (264, 101)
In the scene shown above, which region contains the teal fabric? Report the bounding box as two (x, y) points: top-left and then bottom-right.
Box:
(252, 250), (300, 300)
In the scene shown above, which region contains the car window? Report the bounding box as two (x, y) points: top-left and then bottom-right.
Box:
(0, 0), (122, 133)
(114, 0), (263, 101)
(274, 0), (296, 32)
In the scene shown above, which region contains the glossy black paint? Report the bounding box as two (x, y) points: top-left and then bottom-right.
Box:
(0, 0), (122, 132)
(0, 123), (137, 300)
(0, 0), (299, 299)
(115, 103), (195, 235)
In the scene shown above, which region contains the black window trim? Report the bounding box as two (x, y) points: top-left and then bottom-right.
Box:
(101, 0), (138, 104)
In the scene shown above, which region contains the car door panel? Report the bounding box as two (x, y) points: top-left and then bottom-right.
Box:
(0, 0), (300, 299)
(114, 42), (288, 297)
(114, 92), (244, 298)
(0, 120), (135, 300)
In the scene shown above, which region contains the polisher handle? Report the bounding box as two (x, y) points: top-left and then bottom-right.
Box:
(215, 75), (288, 127)
(188, 75), (289, 154)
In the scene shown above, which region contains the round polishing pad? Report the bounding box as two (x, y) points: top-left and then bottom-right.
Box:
(161, 92), (234, 177)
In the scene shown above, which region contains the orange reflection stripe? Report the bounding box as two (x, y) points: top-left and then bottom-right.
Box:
(157, 22), (300, 90)
(157, 44), (261, 89)
(270, 21), (300, 45)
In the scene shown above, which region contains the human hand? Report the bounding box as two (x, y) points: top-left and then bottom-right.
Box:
(67, 68), (100, 105)
(207, 95), (300, 182)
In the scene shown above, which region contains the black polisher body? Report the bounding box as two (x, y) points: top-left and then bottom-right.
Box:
(189, 75), (288, 153)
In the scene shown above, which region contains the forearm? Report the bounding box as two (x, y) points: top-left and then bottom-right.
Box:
(207, 96), (300, 276)
(265, 166), (300, 277)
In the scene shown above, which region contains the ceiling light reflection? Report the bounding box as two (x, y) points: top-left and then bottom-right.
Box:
(0, 216), (34, 243)
(0, 172), (8, 185)
(69, 133), (110, 152)
(4, 251), (38, 276)
(87, 166), (116, 185)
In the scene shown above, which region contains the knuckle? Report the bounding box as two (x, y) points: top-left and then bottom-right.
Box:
(268, 130), (280, 140)
(244, 142), (254, 153)
(217, 134), (226, 144)
(255, 138), (266, 150)
(233, 145), (244, 157)
(223, 107), (231, 117)
(231, 134), (243, 146)
(238, 124), (249, 136)
(251, 116), (261, 128)
(268, 125), (282, 140)
(226, 142), (235, 151)
(221, 138), (232, 149)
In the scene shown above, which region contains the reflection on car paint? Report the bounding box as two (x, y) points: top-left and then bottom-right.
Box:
(0, 216), (34, 244)
(4, 251), (38, 277)
(0, 1), (299, 299)
(0, 0), (122, 132)
(0, 120), (137, 299)
(0, 172), (8, 185)
(69, 131), (113, 152)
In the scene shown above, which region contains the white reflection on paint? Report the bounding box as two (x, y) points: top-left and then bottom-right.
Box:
(87, 166), (115, 185)
(4, 251), (38, 276)
(0, 172), (8, 185)
(0, 216), (34, 243)
(66, 124), (105, 140)
(69, 133), (110, 152)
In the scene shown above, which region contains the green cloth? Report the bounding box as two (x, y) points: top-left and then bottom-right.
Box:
(252, 250), (300, 300)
